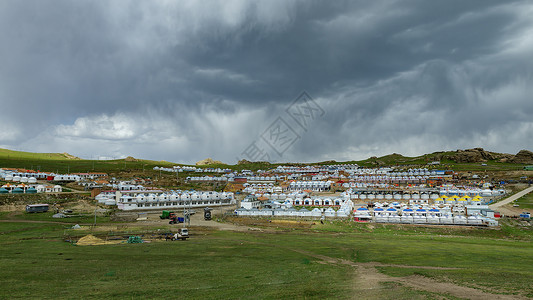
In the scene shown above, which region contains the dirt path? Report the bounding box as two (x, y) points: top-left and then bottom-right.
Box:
(284, 247), (526, 299)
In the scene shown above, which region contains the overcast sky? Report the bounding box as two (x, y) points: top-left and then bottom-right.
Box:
(1, 1), (532, 164)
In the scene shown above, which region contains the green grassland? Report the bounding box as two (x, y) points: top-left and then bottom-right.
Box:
(513, 192), (533, 209)
(1, 213), (532, 299)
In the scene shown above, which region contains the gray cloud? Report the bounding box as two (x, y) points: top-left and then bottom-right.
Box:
(1, 0), (532, 163)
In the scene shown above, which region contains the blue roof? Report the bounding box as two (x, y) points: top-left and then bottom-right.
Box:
(374, 208), (384, 211)
(386, 208), (397, 211)
(357, 207), (369, 211)
(403, 208), (413, 211)
(416, 209), (426, 212)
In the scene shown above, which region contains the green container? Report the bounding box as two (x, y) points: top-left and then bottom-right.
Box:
(160, 210), (172, 219)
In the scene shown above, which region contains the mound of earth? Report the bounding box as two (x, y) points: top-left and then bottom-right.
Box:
(62, 152), (81, 160)
(124, 156), (138, 162)
(508, 150), (533, 164)
(445, 148), (512, 163)
(76, 235), (108, 246)
(196, 158), (223, 166)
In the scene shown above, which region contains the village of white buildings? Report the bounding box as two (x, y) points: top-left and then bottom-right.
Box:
(1, 162), (508, 227)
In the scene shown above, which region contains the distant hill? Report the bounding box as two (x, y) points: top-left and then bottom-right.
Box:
(0, 148), (181, 174)
(0, 147), (531, 174)
(0, 148), (80, 160)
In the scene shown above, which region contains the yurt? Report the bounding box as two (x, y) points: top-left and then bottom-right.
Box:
(336, 209), (350, 218)
(402, 208), (414, 216)
(373, 207), (384, 216)
(428, 208), (440, 216)
(0, 188), (9, 194)
(28, 177), (37, 184)
(400, 214), (414, 224)
(324, 207), (336, 217)
(286, 207), (298, 217)
(457, 197), (468, 206)
(299, 207), (312, 217)
(413, 210), (426, 224)
(453, 215), (467, 225)
(467, 215), (483, 225)
(12, 187), (24, 194)
(386, 207), (398, 216)
(427, 214), (440, 224)
(415, 208), (427, 217)
(310, 208), (322, 218)
(26, 187), (37, 194)
(471, 197), (482, 206)
(389, 214), (401, 223)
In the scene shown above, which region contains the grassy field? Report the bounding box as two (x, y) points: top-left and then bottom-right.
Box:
(513, 192), (533, 209)
(1, 212), (532, 299)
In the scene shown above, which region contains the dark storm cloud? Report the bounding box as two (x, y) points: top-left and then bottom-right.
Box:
(0, 0), (532, 163)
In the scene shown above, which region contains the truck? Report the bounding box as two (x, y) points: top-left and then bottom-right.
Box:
(160, 210), (174, 219)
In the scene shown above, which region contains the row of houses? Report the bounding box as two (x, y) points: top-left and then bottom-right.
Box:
(95, 190), (236, 211)
(0, 183), (62, 193)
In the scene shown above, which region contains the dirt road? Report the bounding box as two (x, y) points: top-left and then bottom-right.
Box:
(491, 186), (533, 209)
(490, 186), (533, 216)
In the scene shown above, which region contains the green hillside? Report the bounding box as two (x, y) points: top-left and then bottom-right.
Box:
(0, 147), (527, 174)
(0, 148), (179, 174)
(0, 148), (78, 160)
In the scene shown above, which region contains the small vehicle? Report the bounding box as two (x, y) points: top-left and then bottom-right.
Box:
(171, 228), (189, 241)
(204, 207), (212, 221)
(169, 213), (185, 224)
(519, 212), (531, 219)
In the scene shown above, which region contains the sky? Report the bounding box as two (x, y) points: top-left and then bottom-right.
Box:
(1, 0), (533, 164)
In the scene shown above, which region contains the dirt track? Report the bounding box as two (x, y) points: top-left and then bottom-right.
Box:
(286, 248), (527, 300)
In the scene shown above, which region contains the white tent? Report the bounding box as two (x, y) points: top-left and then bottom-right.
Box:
(324, 207), (336, 217)
(310, 208), (322, 217)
